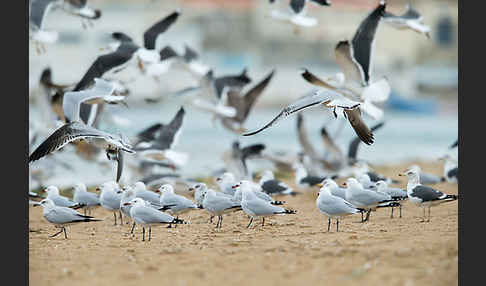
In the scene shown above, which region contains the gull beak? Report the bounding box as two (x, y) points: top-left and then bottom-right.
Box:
(216, 178), (222, 182)
(95, 187), (101, 192)
(232, 184), (239, 189)
(41, 189), (46, 193)
(123, 202), (131, 206)
(188, 188), (195, 192)
(342, 182), (347, 187)
(316, 183), (323, 188)
(154, 190), (160, 194)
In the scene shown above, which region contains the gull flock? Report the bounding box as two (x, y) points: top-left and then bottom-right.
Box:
(29, 0), (458, 241)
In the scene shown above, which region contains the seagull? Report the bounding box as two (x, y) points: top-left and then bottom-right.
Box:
(218, 70), (275, 134)
(105, 11), (181, 73)
(292, 163), (330, 190)
(270, 0), (331, 27)
(375, 180), (407, 218)
(134, 107), (188, 168)
(72, 183), (100, 215)
(132, 182), (161, 207)
(439, 154), (458, 183)
(96, 181), (122, 225)
(120, 185), (137, 233)
(232, 181), (286, 206)
(215, 172), (238, 196)
(382, 0), (430, 39)
(298, 0), (390, 121)
(407, 164), (445, 185)
(149, 44), (210, 79)
(243, 87), (377, 145)
(316, 181), (362, 232)
(258, 170), (299, 196)
(157, 184), (199, 226)
(342, 177), (397, 222)
(239, 181), (296, 228)
(222, 141), (266, 180)
(28, 79), (134, 182)
(124, 198), (185, 241)
(37, 198), (102, 239)
(449, 139), (458, 149)
(41, 186), (84, 209)
(202, 189), (242, 228)
(358, 174), (377, 190)
(29, 0), (101, 51)
(399, 166), (458, 222)
(316, 179), (346, 200)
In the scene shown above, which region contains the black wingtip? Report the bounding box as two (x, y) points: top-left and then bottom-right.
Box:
(93, 9), (102, 19)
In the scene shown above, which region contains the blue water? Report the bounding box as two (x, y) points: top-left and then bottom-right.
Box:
(98, 101), (458, 177)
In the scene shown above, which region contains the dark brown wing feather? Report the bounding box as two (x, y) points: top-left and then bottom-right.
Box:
(344, 108), (374, 145)
(143, 11), (180, 50)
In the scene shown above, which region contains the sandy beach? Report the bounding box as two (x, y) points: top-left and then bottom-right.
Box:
(29, 161), (458, 286)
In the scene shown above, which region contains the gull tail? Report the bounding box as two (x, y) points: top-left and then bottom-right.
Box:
(442, 194), (458, 202)
(271, 200), (286, 205)
(377, 201), (401, 208)
(291, 15), (318, 27)
(172, 218), (187, 224)
(281, 209), (297, 214)
(70, 203), (86, 210)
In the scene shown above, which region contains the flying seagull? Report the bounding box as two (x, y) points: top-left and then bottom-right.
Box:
(218, 69), (275, 134)
(243, 87), (376, 145)
(29, 0), (101, 51)
(382, 0), (431, 38)
(134, 107), (188, 168)
(270, 0), (331, 27)
(28, 79), (134, 182)
(300, 1), (390, 121)
(399, 165), (457, 222)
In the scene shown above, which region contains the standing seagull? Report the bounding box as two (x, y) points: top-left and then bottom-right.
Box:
(157, 184), (199, 226)
(202, 189), (242, 229)
(72, 183), (100, 215)
(375, 180), (407, 218)
(270, 0), (331, 27)
(41, 186), (84, 208)
(124, 198), (184, 241)
(399, 166), (457, 222)
(97, 181), (123, 225)
(29, 0), (101, 50)
(258, 170), (298, 196)
(239, 181), (296, 228)
(37, 198), (102, 239)
(407, 164), (445, 185)
(28, 79), (134, 182)
(382, 0), (431, 38)
(316, 181), (362, 232)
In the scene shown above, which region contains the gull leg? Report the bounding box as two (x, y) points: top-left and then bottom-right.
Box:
(113, 212), (117, 225)
(391, 207), (394, 219)
(174, 216), (178, 228)
(363, 210), (371, 222)
(50, 228), (64, 238)
(327, 218), (331, 232)
(219, 216), (223, 228)
(247, 217), (253, 228)
(149, 226), (152, 241)
(399, 205), (402, 218)
(119, 210), (123, 225)
(420, 207), (425, 222)
(361, 212), (364, 222)
(130, 222), (136, 234)
(209, 215), (214, 224)
(142, 227), (145, 241)
(262, 217), (265, 227)
(427, 207), (431, 222)
(336, 219), (339, 232)
(63, 227), (68, 239)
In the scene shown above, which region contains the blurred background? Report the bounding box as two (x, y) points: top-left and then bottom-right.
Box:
(29, 0), (458, 187)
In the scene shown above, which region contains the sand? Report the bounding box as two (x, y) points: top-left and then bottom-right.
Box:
(29, 161), (458, 286)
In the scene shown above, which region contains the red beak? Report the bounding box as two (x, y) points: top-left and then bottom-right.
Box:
(232, 184), (239, 189)
(123, 202), (131, 206)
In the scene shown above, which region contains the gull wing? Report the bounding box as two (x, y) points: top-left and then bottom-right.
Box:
(143, 11), (180, 50)
(243, 89), (347, 136)
(30, 0), (57, 29)
(63, 78), (117, 123)
(343, 107), (374, 145)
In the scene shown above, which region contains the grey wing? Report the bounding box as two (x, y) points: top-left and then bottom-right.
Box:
(350, 1), (386, 84)
(343, 107), (374, 145)
(246, 198), (283, 215)
(243, 89), (334, 136)
(301, 68), (339, 90)
(239, 69), (275, 122)
(334, 41), (365, 86)
(30, 0), (57, 29)
(410, 185), (446, 202)
(52, 195), (77, 207)
(45, 207), (84, 224)
(143, 11), (180, 50)
(155, 107), (185, 150)
(63, 78), (116, 123)
(134, 206), (174, 224)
